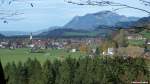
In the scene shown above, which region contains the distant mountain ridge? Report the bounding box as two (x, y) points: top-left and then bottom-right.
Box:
(38, 28), (89, 37)
(39, 11), (150, 38)
(0, 33), (5, 38)
(0, 26), (61, 36)
(2, 11), (149, 37)
(64, 11), (139, 29)
(38, 26), (116, 38)
(0, 31), (30, 36)
(134, 16), (150, 27)
(34, 26), (61, 35)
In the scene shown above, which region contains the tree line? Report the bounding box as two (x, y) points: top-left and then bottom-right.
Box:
(1, 56), (150, 84)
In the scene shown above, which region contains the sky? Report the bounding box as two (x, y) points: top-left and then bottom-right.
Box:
(0, 0), (149, 31)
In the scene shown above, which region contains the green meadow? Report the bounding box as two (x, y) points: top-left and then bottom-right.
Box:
(0, 48), (85, 66)
(128, 40), (145, 46)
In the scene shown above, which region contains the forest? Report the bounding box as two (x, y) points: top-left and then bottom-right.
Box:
(1, 56), (150, 84)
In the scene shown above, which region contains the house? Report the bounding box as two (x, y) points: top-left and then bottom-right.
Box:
(145, 39), (150, 52)
(27, 44), (35, 48)
(108, 48), (114, 55)
(10, 43), (17, 49)
(31, 40), (48, 49)
(92, 49), (96, 53)
(71, 49), (77, 53)
(146, 39), (150, 45)
(102, 48), (115, 56)
(0, 42), (8, 48)
(127, 34), (145, 40)
(0, 44), (5, 48)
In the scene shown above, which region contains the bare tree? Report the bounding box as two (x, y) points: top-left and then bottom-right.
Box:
(1, 0), (150, 23)
(0, 0), (34, 23)
(65, 0), (150, 15)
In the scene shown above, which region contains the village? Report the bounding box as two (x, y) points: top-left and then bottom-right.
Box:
(0, 29), (150, 59)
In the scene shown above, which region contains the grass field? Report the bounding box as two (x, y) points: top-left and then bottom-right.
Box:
(0, 48), (86, 66)
(128, 40), (145, 46)
(140, 31), (150, 39)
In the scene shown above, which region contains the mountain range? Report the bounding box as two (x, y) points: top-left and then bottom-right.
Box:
(64, 11), (139, 30)
(1, 11), (150, 37)
(0, 31), (30, 36)
(134, 16), (150, 27)
(38, 11), (142, 37)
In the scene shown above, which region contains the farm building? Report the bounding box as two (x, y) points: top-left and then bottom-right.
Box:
(127, 34), (146, 40)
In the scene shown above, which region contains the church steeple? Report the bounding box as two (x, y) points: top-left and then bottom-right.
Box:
(30, 33), (33, 40)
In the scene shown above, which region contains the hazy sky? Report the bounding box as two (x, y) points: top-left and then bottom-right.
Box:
(0, 0), (149, 31)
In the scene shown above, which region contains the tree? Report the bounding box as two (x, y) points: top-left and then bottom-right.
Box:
(52, 60), (61, 84)
(100, 40), (116, 54)
(24, 59), (43, 84)
(31, 59), (42, 84)
(113, 29), (128, 47)
(5, 62), (18, 84)
(101, 40), (109, 53)
(0, 0), (33, 22)
(126, 45), (145, 58)
(42, 60), (55, 84)
(0, 61), (6, 84)
(95, 47), (101, 55)
(3, 56), (150, 84)
(58, 57), (78, 84)
(73, 57), (90, 84)
(65, 0), (150, 15)
(79, 44), (90, 54)
(16, 62), (28, 84)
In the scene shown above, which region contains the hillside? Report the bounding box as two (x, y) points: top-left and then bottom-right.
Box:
(38, 26), (116, 38)
(134, 16), (150, 27)
(39, 28), (95, 38)
(64, 11), (139, 29)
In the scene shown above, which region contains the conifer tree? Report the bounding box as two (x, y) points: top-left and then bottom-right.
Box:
(7, 62), (17, 84)
(42, 60), (55, 84)
(58, 57), (77, 84)
(0, 61), (6, 84)
(53, 60), (61, 84)
(30, 59), (42, 84)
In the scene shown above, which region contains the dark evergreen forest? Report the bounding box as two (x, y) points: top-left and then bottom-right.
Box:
(1, 56), (150, 84)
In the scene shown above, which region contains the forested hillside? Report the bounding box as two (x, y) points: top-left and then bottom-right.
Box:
(4, 57), (150, 84)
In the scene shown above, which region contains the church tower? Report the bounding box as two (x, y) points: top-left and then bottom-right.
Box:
(30, 33), (33, 40)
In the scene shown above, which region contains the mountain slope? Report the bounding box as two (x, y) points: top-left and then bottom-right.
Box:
(64, 11), (139, 29)
(38, 28), (94, 38)
(134, 16), (150, 27)
(33, 26), (61, 35)
(38, 26), (116, 38)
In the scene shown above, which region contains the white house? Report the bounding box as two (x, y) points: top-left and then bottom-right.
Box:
(107, 48), (114, 55)
(92, 49), (96, 53)
(102, 48), (115, 56)
(147, 40), (150, 45)
(127, 34), (146, 40)
(27, 44), (35, 48)
(0, 44), (5, 48)
(71, 49), (77, 53)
